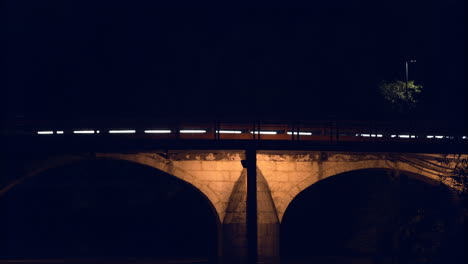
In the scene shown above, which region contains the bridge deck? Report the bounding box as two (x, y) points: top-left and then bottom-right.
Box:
(2, 119), (466, 154)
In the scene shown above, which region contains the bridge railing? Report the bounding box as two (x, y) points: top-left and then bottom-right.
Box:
(2, 118), (467, 143)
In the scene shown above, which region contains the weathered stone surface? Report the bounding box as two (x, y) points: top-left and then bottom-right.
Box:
(169, 151), (244, 161)
(275, 162), (296, 171)
(173, 160), (202, 170)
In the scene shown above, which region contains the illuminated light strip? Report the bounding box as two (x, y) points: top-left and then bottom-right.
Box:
(250, 131), (277, 135)
(287, 132), (312, 136)
(144, 130), (171, 134)
(37, 131), (53, 135)
(463, 136), (467, 139)
(109, 130), (136, 134)
(56, 131), (64, 134)
(73, 130), (95, 134)
(397, 135), (416, 138)
(216, 130), (242, 134)
(435, 136), (444, 139)
(180, 130), (206, 133)
(355, 134), (383, 137)
(427, 135), (434, 138)
(391, 135), (397, 138)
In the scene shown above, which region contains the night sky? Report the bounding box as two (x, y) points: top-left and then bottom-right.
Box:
(5, 1), (465, 121)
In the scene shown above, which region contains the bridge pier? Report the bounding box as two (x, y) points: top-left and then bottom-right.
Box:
(256, 169), (280, 264)
(222, 149), (280, 264)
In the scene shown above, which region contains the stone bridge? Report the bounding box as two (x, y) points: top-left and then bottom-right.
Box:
(0, 150), (465, 263)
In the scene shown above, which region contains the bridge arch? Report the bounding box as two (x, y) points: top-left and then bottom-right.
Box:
(271, 157), (454, 222)
(280, 168), (463, 263)
(0, 156), (221, 260)
(0, 153), (222, 224)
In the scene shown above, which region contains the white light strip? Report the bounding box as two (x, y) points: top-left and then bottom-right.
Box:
(180, 129), (206, 133)
(109, 130), (136, 134)
(217, 130), (242, 134)
(391, 135), (396, 138)
(144, 130), (171, 134)
(355, 133), (382, 137)
(435, 135), (444, 139)
(73, 130), (95, 134)
(463, 136), (467, 139)
(287, 132), (312, 136)
(56, 131), (64, 134)
(427, 135), (434, 138)
(396, 135), (416, 138)
(250, 131), (277, 135)
(37, 131), (53, 135)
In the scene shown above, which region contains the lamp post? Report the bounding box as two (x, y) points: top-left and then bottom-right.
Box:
(405, 60), (417, 99)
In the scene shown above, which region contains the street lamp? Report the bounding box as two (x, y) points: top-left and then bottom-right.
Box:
(405, 59), (417, 98)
